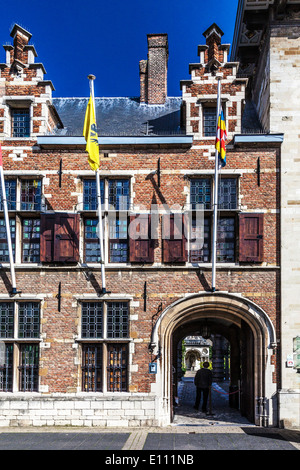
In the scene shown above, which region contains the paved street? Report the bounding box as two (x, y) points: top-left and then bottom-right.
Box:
(0, 379), (299, 452)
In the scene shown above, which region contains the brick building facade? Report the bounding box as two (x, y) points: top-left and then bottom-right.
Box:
(0, 13), (296, 428)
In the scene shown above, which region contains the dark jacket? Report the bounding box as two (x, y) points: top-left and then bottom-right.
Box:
(194, 367), (212, 388)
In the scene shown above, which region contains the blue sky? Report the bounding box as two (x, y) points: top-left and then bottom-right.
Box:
(0, 0), (239, 98)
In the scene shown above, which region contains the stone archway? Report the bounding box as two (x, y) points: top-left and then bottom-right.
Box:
(150, 292), (277, 427)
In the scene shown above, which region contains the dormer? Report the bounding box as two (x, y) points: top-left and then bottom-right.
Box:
(0, 24), (63, 139)
(180, 23), (248, 142)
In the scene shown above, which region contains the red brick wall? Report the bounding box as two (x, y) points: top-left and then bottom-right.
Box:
(0, 142), (280, 393)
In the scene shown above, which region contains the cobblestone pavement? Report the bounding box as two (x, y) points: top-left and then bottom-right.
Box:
(0, 379), (299, 452)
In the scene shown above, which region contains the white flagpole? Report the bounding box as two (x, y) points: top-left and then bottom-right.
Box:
(88, 75), (106, 294)
(0, 144), (17, 295)
(211, 77), (222, 292)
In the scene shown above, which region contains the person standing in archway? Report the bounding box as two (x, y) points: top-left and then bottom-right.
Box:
(193, 361), (212, 413)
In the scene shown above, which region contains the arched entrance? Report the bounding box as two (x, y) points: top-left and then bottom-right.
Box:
(150, 292), (277, 427)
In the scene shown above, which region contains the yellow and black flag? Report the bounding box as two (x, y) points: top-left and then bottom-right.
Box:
(83, 95), (99, 171)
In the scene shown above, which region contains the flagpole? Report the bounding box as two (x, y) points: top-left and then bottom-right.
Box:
(0, 144), (17, 295)
(88, 74), (106, 294)
(211, 77), (222, 292)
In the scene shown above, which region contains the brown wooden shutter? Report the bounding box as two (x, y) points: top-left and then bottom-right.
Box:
(54, 213), (80, 262)
(129, 214), (154, 263)
(162, 213), (187, 263)
(239, 213), (264, 262)
(40, 213), (79, 262)
(40, 213), (55, 262)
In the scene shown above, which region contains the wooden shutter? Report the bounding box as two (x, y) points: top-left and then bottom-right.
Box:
(162, 213), (187, 263)
(40, 213), (55, 262)
(129, 214), (154, 263)
(239, 213), (264, 262)
(40, 213), (79, 262)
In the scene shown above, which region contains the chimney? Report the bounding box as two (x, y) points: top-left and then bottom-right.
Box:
(10, 24), (32, 63)
(202, 23), (224, 65)
(140, 34), (168, 105)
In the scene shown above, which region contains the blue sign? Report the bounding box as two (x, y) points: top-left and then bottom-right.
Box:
(149, 362), (157, 374)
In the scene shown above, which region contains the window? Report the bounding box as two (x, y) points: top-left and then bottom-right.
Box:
(217, 217), (235, 262)
(84, 218), (101, 263)
(0, 178), (42, 264)
(0, 344), (13, 392)
(109, 214), (128, 263)
(107, 344), (128, 392)
(189, 177), (238, 263)
(190, 178), (211, 210)
(108, 179), (130, 211)
(19, 344), (39, 392)
(80, 301), (129, 393)
(83, 179), (104, 211)
(203, 106), (217, 137)
(0, 180), (16, 210)
(12, 108), (30, 138)
(22, 218), (40, 262)
(82, 344), (103, 392)
(83, 178), (130, 264)
(18, 302), (40, 338)
(0, 218), (15, 262)
(107, 302), (129, 338)
(218, 178), (237, 210)
(81, 302), (103, 338)
(0, 301), (40, 392)
(21, 179), (42, 211)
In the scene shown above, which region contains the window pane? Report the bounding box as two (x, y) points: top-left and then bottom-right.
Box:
(84, 219), (102, 262)
(108, 180), (129, 210)
(81, 302), (103, 338)
(203, 107), (217, 137)
(21, 180), (41, 211)
(107, 344), (128, 392)
(18, 302), (40, 338)
(109, 216), (128, 263)
(82, 344), (103, 392)
(107, 302), (129, 338)
(22, 219), (40, 262)
(218, 178), (237, 210)
(0, 218), (15, 262)
(0, 180), (16, 211)
(0, 344), (13, 392)
(217, 217), (235, 262)
(83, 179), (104, 210)
(0, 302), (14, 338)
(190, 179), (211, 210)
(190, 217), (211, 263)
(18, 344), (39, 392)
(12, 109), (30, 138)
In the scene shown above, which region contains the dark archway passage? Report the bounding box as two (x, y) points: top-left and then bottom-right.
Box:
(171, 317), (254, 425)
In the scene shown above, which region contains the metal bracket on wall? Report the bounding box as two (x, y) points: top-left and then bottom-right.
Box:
(58, 159), (63, 188)
(56, 281), (61, 311)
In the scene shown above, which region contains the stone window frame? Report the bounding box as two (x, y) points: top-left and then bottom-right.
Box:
(187, 174), (240, 264)
(0, 300), (41, 393)
(77, 298), (131, 393)
(3, 98), (34, 139)
(0, 175), (44, 265)
(80, 177), (131, 265)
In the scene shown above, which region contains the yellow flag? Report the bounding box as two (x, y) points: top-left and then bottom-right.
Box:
(83, 95), (99, 171)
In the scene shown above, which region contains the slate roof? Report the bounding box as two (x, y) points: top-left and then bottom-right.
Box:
(52, 97), (183, 136)
(51, 96), (263, 137)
